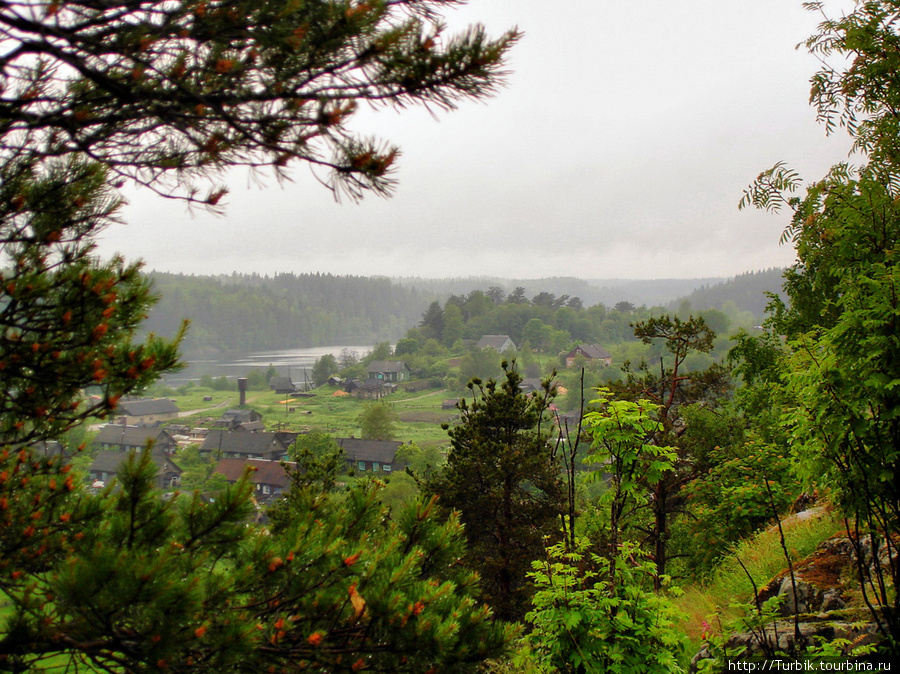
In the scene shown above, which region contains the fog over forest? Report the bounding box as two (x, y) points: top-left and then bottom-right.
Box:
(141, 268), (784, 353)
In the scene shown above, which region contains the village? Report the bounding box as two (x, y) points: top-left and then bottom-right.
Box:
(65, 336), (616, 513)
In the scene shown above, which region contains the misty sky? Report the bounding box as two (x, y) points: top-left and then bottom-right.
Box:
(96, 0), (856, 281)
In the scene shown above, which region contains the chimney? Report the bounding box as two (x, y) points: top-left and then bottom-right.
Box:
(237, 377), (248, 406)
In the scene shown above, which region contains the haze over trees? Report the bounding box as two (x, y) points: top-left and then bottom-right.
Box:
(669, 268), (787, 319)
(138, 270), (781, 353)
(142, 272), (434, 351)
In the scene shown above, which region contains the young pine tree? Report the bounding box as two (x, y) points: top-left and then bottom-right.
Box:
(426, 362), (564, 622)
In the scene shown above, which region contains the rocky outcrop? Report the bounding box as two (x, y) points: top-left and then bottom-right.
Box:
(758, 535), (856, 616)
(690, 533), (891, 671)
(690, 617), (881, 669)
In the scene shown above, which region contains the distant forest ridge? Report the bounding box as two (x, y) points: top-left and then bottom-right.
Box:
(141, 268), (787, 354)
(668, 268), (788, 318)
(392, 276), (726, 309)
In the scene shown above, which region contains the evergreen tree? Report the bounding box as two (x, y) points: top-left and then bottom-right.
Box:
(426, 362), (564, 622)
(441, 303), (465, 347)
(0, 0), (518, 204)
(4, 450), (515, 672)
(0, 161), (182, 447)
(487, 286), (506, 305)
(419, 300), (445, 341)
(566, 295), (584, 310)
(506, 286), (528, 304)
(530, 291), (557, 308)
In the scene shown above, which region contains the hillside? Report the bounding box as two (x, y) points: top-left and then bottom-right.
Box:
(667, 268), (786, 319)
(141, 271), (435, 353)
(140, 270), (786, 355)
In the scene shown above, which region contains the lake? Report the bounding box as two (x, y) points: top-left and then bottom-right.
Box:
(162, 345), (375, 385)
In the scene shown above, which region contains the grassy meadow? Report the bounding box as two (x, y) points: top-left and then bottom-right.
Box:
(153, 382), (465, 450)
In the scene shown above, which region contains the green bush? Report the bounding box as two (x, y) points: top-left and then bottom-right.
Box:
(523, 539), (686, 673)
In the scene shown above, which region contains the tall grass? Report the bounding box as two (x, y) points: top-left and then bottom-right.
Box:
(673, 507), (843, 652)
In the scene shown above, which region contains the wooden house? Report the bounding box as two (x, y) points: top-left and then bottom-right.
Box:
(214, 458), (294, 502)
(564, 343), (612, 368)
(114, 398), (180, 425)
(268, 376), (297, 395)
(88, 449), (182, 490)
(336, 438), (406, 474)
(199, 429), (292, 461)
(219, 408), (264, 431)
(94, 425), (178, 454)
(365, 361), (411, 383)
(346, 378), (395, 399)
(476, 335), (517, 352)
(29, 440), (71, 462)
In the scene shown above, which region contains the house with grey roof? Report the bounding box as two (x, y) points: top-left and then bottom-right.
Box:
(365, 361), (411, 383)
(476, 335), (517, 352)
(336, 437), (406, 474)
(91, 425), (180, 489)
(88, 450), (182, 490)
(564, 343), (612, 368)
(269, 376), (297, 395)
(114, 398), (180, 425)
(274, 431), (302, 451)
(345, 378), (395, 399)
(94, 425), (177, 454)
(219, 408), (264, 431)
(199, 430), (292, 461)
(30, 441), (71, 462)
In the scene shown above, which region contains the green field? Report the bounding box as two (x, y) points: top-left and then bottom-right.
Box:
(161, 383), (467, 450)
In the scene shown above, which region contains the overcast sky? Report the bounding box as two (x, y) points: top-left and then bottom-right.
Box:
(96, 0), (856, 281)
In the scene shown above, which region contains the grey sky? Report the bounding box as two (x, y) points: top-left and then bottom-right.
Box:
(96, 0), (855, 280)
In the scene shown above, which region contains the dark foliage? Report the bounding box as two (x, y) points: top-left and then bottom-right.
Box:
(426, 363), (564, 621)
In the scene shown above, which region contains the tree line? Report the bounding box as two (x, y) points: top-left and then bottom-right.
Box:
(138, 270), (778, 354)
(668, 267), (787, 319)
(141, 271), (432, 352)
(403, 287), (755, 356)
